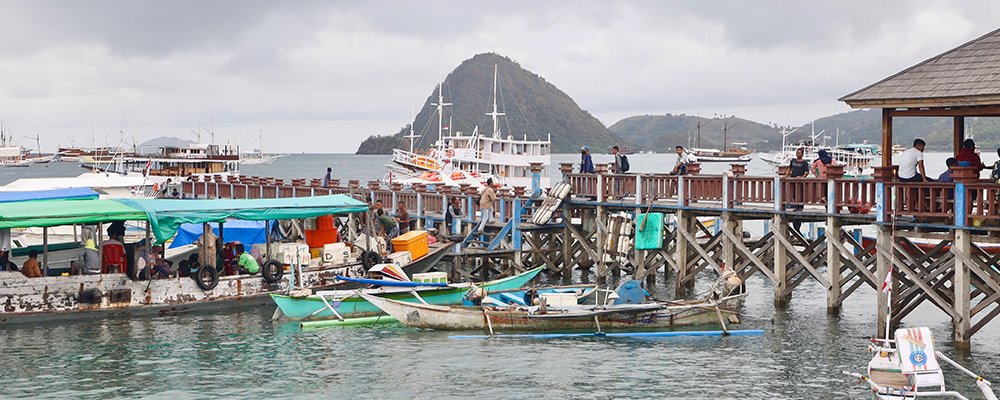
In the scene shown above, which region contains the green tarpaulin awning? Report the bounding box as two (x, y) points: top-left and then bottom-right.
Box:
(117, 195), (368, 243)
(0, 199), (148, 229)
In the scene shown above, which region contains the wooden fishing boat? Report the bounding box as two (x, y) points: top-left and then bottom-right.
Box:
(360, 292), (745, 332)
(269, 266), (544, 321)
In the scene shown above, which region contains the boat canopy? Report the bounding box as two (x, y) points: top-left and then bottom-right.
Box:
(118, 195), (368, 243)
(169, 220), (268, 249)
(0, 199), (147, 229)
(0, 187), (99, 203)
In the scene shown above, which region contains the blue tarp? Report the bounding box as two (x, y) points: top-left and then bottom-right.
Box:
(169, 220), (268, 249)
(0, 187), (99, 203)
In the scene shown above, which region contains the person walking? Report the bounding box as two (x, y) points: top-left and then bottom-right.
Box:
(611, 146), (623, 174)
(580, 146), (595, 174)
(787, 147), (810, 233)
(322, 167), (332, 188)
(474, 178), (497, 234)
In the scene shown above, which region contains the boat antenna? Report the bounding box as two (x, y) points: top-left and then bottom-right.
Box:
(486, 64), (505, 139)
(430, 45), (451, 152)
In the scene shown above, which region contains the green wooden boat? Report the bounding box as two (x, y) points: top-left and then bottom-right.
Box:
(270, 266), (543, 321)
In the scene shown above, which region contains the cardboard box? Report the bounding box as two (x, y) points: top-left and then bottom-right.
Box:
(323, 242), (351, 265)
(413, 271), (447, 284)
(386, 251), (412, 268)
(540, 293), (578, 307)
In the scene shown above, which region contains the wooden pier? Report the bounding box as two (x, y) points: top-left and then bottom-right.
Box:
(181, 160), (1000, 349)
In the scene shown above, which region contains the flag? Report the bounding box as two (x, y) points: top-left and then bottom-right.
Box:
(881, 265), (893, 293)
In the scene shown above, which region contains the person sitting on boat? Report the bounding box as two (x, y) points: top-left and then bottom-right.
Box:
(579, 146), (595, 174)
(72, 240), (101, 275)
(0, 247), (17, 272)
(137, 245), (173, 279)
(21, 250), (42, 278)
(235, 243), (259, 275)
(670, 146), (696, 175)
(956, 138), (988, 176)
(811, 149), (834, 178)
(446, 197), (464, 237)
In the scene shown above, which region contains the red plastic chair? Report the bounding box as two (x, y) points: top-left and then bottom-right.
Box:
(102, 243), (127, 274)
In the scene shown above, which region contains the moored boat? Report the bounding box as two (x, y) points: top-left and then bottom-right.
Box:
(361, 289), (745, 332)
(270, 266), (544, 321)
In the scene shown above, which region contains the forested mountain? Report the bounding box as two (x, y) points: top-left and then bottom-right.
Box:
(356, 53), (618, 154)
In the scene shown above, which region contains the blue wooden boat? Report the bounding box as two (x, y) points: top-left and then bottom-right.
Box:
(270, 266), (544, 321)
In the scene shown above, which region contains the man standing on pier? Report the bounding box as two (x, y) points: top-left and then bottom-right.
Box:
(580, 146), (595, 173)
(322, 167), (332, 188)
(475, 178), (497, 234)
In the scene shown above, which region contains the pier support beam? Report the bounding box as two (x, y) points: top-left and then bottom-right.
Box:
(674, 211), (693, 296)
(953, 228), (972, 349)
(773, 214), (790, 307)
(721, 213), (740, 272)
(826, 217), (843, 314)
(875, 227), (893, 339)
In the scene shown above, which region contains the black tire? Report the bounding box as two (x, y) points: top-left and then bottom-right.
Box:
(261, 259), (284, 284)
(194, 265), (219, 291)
(361, 250), (380, 270)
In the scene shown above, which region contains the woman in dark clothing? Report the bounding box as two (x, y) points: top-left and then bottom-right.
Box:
(787, 148), (809, 232)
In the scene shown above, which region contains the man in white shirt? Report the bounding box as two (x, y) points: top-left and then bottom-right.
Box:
(897, 139), (927, 182)
(670, 146), (697, 175)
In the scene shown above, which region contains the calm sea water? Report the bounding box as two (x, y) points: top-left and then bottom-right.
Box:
(2, 153), (999, 399)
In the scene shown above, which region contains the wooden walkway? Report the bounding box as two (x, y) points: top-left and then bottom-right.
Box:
(180, 162), (1000, 348)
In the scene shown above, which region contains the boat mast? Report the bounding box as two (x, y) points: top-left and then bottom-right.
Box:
(431, 56), (451, 152)
(486, 64), (505, 139)
(722, 121), (738, 151)
(403, 107), (420, 153)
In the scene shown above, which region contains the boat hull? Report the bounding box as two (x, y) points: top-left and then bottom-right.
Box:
(364, 293), (745, 332)
(270, 266), (543, 321)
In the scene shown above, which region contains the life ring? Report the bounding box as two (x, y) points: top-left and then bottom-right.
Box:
(194, 265), (219, 290)
(261, 259), (284, 284)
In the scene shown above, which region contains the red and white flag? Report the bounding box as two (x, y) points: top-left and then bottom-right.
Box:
(881, 265), (894, 293)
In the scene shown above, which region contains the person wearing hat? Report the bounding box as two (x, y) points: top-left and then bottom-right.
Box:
(580, 146), (595, 174)
(0, 247), (17, 272)
(72, 239), (101, 275)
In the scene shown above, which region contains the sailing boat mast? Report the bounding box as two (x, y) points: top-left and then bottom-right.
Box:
(486, 64), (505, 139)
(431, 66), (451, 152)
(403, 107), (420, 153)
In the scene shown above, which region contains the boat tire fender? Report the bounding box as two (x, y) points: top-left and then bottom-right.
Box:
(194, 265), (219, 291)
(361, 250), (380, 270)
(261, 259), (284, 284)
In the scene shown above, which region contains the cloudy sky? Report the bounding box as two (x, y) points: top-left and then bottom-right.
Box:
(1, 0), (998, 153)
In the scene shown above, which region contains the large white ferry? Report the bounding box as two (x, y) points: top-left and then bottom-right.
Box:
(86, 143), (241, 184)
(387, 65), (552, 189)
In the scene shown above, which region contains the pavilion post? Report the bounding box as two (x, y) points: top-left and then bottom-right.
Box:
(954, 116), (965, 157)
(881, 108), (893, 168)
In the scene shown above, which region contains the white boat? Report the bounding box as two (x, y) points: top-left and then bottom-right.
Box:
(0, 171), (158, 198)
(759, 125), (879, 177)
(240, 133), (284, 165)
(88, 143), (242, 183)
(844, 327), (997, 399)
(387, 64), (551, 189)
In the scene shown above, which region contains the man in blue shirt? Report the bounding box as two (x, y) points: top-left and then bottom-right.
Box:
(938, 157), (957, 182)
(580, 146), (595, 173)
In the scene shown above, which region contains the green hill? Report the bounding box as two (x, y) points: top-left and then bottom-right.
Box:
(356, 53), (618, 154)
(609, 114), (783, 152)
(802, 109), (1000, 151)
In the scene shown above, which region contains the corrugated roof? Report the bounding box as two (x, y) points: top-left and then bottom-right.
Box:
(841, 27), (1000, 108)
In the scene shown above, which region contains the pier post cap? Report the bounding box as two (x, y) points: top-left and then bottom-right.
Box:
(558, 163), (574, 174)
(825, 164), (846, 180)
(513, 186), (526, 197)
(595, 163), (609, 174)
(189, 175), (201, 182)
(950, 165), (979, 183)
(412, 183), (427, 192)
(529, 162), (544, 173)
(292, 178), (306, 186)
(776, 165), (791, 177)
(330, 179), (341, 187)
(367, 180), (381, 190)
(348, 179), (360, 188)
(872, 166), (898, 182)
(390, 182), (403, 191)
(496, 187), (512, 198)
(465, 185), (480, 196)
(686, 163), (701, 175)
(730, 164), (747, 176)
(274, 178), (285, 186)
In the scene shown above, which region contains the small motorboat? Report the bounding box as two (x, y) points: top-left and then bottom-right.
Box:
(844, 327), (997, 399)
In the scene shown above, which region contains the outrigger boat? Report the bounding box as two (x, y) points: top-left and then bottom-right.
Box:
(362, 278), (746, 333)
(0, 194), (387, 325)
(270, 266), (544, 322)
